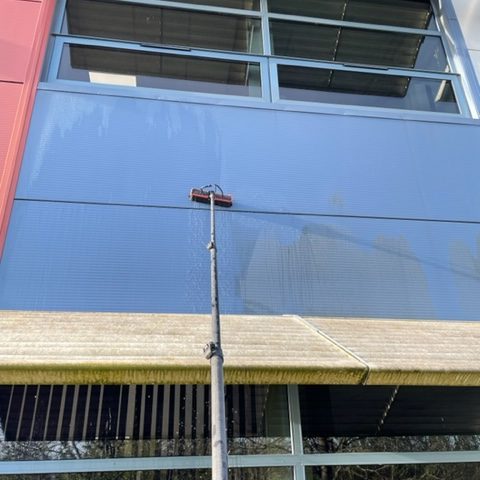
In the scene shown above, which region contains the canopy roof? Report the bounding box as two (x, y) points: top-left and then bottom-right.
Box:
(2, 311), (480, 385)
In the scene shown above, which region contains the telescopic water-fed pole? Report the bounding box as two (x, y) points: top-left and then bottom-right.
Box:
(189, 185), (233, 480)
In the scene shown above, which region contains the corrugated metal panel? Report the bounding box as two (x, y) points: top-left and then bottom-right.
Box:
(0, 200), (446, 317)
(309, 317), (480, 385)
(0, 311), (365, 385)
(17, 91), (480, 221)
(0, 0), (55, 255)
(0, 83), (22, 171)
(2, 312), (480, 385)
(0, 0), (41, 83)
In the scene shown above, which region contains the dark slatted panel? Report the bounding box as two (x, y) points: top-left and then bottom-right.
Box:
(269, 0), (432, 30)
(65, 0), (258, 54)
(0, 385), (273, 443)
(278, 65), (410, 98)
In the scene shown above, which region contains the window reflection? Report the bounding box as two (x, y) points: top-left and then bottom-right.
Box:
(278, 65), (459, 114)
(306, 464), (480, 480)
(63, 0), (263, 54)
(270, 21), (448, 72)
(58, 45), (262, 97)
(268, 0), (434, 30)
(0, 385), (290, 459)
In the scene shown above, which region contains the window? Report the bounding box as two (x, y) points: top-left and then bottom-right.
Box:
(2, 385), (480, 479)
(48, 0), (467, 115)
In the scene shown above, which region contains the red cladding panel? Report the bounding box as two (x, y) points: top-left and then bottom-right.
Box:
(0, 83), (22, 173)
(0, 0), (55, 255)
(0, 0), (42, 83)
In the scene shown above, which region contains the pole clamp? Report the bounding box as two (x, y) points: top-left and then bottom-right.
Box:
(204, 341), (223, 360)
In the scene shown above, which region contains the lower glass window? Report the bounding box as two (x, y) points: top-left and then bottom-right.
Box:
(58, 45), (262, 97)
(306, 464), (480, 479)
(299, 385), (480, 454)
(277, 65), (459, 114)
(0, 385), (289, 459)
(0, 468), (293, 480)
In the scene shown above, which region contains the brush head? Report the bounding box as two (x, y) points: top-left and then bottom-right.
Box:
(190, 188), (233, 208)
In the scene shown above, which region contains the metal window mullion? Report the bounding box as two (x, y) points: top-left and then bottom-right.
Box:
(47, 37), (66, 83)
(260, 0), (271, 55)
(430, 0), (476, 117)
(259, 57), (271, 102)
(288, 385), (306, 480)
(451, 75), (471, 117)
(267, 12), (442, 37)
(51, 0), (67, 34)
(268, 59), (280, 102)
(110, 0), (262, 17)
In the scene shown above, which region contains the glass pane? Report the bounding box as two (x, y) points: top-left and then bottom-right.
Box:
(345, 0), (435, 30)
(306, 435), (480, 454)
(306, 464), (480, 480)
(0, 385), (289, 459)
(163, 0), (260, 10)
(299, 386), (480, 455)
(270, 21), (448, 71)
(63, 0), (262, 54)
(268, 0), (435, 30)
(0, 469), (292, 480)
(278, 65), (459, 114)
(58, 45), (262, 98)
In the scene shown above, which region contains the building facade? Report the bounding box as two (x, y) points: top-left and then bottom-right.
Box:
(2, 0), (480, 478)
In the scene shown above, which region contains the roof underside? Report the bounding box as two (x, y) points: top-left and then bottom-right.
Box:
(2, 311), (480, 385)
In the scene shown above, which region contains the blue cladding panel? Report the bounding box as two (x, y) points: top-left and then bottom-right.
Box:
(2, 90), (480, 317)
(1, 199), (480, 319)
(16, 91), (480, 221)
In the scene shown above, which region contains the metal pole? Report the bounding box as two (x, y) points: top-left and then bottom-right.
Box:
(205, 191), (228, 480)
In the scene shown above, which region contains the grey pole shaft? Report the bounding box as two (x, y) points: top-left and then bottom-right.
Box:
(208, 192), (228, 480)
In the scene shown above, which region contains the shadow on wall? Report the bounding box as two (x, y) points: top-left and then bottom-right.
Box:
(239, 223), (436, 318)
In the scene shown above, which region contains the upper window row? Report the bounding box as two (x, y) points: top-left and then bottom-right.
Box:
(61, 0), (446, 71)
(64, 0), (437, 29)
(50, 0), (466, 116)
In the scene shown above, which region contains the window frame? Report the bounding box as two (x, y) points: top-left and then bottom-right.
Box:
(2, 386), (480, 479)
(45, 0), (474, 122)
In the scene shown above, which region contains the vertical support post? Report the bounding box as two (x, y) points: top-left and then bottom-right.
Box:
(206, 192), (228, 480)
(288, 385), (306, 480)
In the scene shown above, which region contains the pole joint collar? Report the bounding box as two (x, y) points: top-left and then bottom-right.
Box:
(204, 341), (224, 360)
